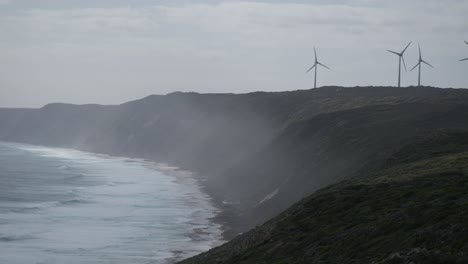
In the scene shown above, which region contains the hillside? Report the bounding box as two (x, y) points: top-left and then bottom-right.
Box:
(1, 86), (468, 236)
(179, 149), (468, 264)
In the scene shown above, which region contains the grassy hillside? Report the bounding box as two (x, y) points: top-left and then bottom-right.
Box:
(213, 102), (468, 235)
(179, 150), (468, 264)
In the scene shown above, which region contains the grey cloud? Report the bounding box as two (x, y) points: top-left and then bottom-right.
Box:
(0, 0), (467, 107)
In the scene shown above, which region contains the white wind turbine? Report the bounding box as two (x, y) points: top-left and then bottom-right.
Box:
(306, 47), (330, 89)
(387, 41), (412, 87)
(410, 44), (434, 87)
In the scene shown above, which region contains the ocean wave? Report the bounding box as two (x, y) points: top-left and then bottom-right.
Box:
(2, 198), (92, 214)
(0, 234), (35, 242)
(107, 181), (136, 186)
(0, 142), (225, 263)
(3, 201), (57, 213)
(58, 199), (92, 205)
(7, 206), (43, 213)
(58, 165), (73, 170)
(63, 174), (85, 181)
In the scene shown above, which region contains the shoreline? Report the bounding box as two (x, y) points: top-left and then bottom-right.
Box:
(0, 140), (233, 263)
(151, 162), (237, 241)
(146, 163), (230, 262)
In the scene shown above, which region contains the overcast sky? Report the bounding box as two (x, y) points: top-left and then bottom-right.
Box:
(1, 0), (467, 107)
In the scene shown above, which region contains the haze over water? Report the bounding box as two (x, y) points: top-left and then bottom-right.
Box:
(0, 142), (224, 264)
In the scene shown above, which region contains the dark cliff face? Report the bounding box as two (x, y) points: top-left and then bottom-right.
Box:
(1, 86), (468, 236)
(179, 151), (468, 264)
(219, 103), (468, 231)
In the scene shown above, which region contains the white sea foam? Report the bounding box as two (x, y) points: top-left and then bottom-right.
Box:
(0, 142), (225, 264)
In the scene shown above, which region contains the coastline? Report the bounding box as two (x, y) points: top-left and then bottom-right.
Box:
(145, 162), (230, 262)
(152, 163), (236, 241)
(0, 140), (231, 263)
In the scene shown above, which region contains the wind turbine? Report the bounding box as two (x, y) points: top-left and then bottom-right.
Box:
(460, 41), (468, 62)
(410, 44), (434, 87)
(387, 41), (412, 87)
(306, 47), (330, 89)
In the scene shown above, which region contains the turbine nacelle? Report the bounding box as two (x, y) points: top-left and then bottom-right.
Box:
(410, 44), (434, 71)
(410, 59), (434, 71)
(306, 47), (330, 73)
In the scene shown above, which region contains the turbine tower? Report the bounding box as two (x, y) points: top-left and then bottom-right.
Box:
(306, 47), (330, 89)
(387, 41), (412, 88)
(410, 44), (434, 87)
(460, 41), (468, 62)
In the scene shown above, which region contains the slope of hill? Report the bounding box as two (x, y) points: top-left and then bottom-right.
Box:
(179, 148), (468, 264)
(218, 102), (468, 234)
(1, 86), (468, 237)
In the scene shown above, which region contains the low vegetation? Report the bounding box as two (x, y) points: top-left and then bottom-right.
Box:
(180, 151), (468, 264)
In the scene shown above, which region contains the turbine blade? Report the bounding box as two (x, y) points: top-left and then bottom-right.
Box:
(410, 62), (420, 72)
(387, 50), (400, 56)
(314, 47), (317, 61)
(306, 64), (316, 73)
(402, 41), (412, 54)
(318, 62), (330, 69)
(402, 56), (407, 72)
(418, 44), (421, 59)
(460, 58), (468, 62)
(421, 59), (434, 68)
(465, 40), (468, 46)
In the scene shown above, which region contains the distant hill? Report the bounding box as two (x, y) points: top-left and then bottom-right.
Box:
(1, 86), (468, 239)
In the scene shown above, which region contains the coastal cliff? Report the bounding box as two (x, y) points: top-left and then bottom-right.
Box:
(1, 86), (468, 239)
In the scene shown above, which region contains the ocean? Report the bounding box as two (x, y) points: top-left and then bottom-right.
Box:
(0, 142), (224, 264)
